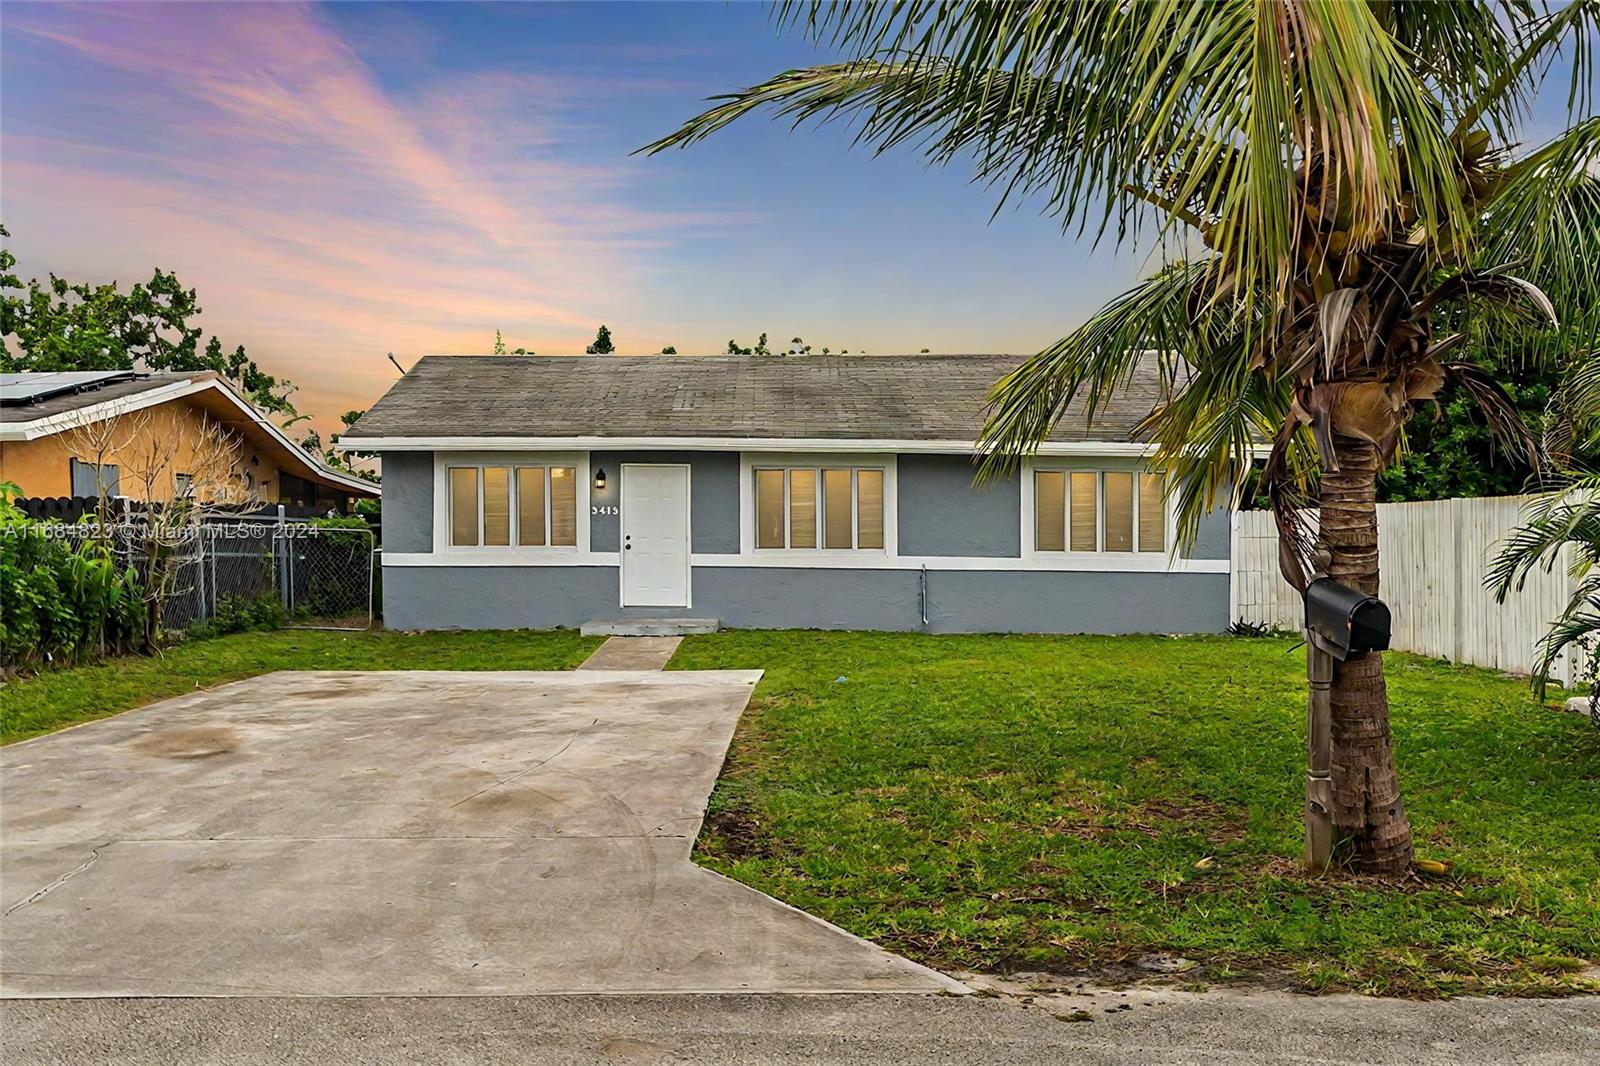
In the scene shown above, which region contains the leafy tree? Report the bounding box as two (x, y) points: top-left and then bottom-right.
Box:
(660, 345), (678, 355)
(324, 409), (380, 484)
(585, 324), (615, 355)
(0, 225), (296, 415)
(1379, 354), (1559, 502)
(1491, 348), (1600, 715)
(649, 2), (1600, 873)
(725, 331), (772, 356)
(492, 329), (532, 355)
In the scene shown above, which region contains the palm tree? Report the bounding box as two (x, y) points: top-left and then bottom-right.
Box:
(1490, 348), (1600, 719)
(647, 2), (1599, 873)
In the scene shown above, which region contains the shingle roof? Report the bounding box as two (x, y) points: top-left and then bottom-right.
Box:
(342, 354), (1164, 444)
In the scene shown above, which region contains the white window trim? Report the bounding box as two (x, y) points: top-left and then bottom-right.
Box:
(740, 452), (898, 558)
(389, 449), (1226, 573)
(1021, 457), (1178, 564)
(431, 451), (590, 558)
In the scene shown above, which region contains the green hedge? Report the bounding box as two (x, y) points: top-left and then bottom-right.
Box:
(1, 485), (145, 670)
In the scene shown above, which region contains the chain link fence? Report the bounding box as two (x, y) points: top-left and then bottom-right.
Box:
(281, 525), (377, 631)
(155, 521), (375, 633)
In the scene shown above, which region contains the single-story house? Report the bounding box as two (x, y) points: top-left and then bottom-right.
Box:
(0, 369), (378, 513)
(343, 354), (1230, 633)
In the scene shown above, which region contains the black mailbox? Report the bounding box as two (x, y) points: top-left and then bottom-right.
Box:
(1304, 578), (1390, 660)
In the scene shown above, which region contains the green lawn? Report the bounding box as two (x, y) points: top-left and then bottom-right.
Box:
(670, 631), (1600, 997)
(1, 628), (601, 744)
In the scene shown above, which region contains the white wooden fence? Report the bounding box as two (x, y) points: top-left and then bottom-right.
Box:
(1230, 495), (1582, 686)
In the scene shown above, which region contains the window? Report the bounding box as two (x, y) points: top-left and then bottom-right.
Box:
(449, 468), (478, 546)
(1034, 468), (1167, 554)
(483, 467), (511, 546)
(1035, 471), (1066, 552)
(70, 458), (120, 498)
(448, 464), (577, 548)
(1103, 472), (1134, 552)
(755, 465), (885, 550)
(789, 469), (817, 548)
(1069, 472), (1097, 552)
(1138, 473), (1167, 553)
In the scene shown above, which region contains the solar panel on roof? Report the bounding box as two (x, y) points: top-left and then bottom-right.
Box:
(0, 370), (140, 406)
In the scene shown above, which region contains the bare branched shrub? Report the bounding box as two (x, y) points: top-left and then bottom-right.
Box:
(59, 407), (261, 646)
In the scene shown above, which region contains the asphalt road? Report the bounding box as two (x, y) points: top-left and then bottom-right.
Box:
(5, 988), (1597, 1065)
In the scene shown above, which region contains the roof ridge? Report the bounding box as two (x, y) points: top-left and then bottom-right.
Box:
(413, 352), (1033, 361)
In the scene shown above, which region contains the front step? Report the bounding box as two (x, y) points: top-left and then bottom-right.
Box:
(580, 617), (720, 637)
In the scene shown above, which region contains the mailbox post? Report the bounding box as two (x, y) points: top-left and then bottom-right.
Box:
(1301, 578), (1392, 872)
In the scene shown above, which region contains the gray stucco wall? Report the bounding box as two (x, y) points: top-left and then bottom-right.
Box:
(383, 566), (617, 630)
(377, 445), (1232, 634)
(897, 454), (1021, 557)
(1186, 505), (1231, 560)
(377, 452), (433, 553)
(382, 564), (1228, 634)
(588, 450), (740, 554)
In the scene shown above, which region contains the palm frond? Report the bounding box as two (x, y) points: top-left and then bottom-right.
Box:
(1449, 0), (1599, 137)
(1488, 474), (1600, 596)
(1146, 348), (1294, 549)
(1544, 348), (1600, 460)
(1380, 0), (1529, 137)
(1444, 360), (1544, 468)
(1530, 569), (1600, 700)
(649, 1), (1475, 306)
(1480, 116), (1600, 343)
(975, 259), (1213, 482)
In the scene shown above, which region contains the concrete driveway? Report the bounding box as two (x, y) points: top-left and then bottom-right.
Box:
(0, 670), (960, 997)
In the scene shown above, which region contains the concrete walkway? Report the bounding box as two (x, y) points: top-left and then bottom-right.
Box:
(578, 635), (682, 671)
(6, 989), (1596, 1064)
(1, 671), (959, 998)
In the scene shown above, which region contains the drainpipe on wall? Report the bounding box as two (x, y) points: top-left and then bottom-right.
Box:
(920, 565), (929, 628)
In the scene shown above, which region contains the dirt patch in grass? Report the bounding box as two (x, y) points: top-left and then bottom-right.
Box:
(698, 806), (784, 861)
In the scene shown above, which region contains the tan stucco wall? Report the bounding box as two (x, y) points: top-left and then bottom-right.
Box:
(1, 396), (283, 501)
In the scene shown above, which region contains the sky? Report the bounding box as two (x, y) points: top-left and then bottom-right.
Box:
(0, 2), (1587, 434)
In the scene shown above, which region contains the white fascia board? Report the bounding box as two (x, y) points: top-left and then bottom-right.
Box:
(192, 382), (378, 495)
(2, 377), (377, 496)
(0, 379), (206, 441)
(346, 435), (1160, 457)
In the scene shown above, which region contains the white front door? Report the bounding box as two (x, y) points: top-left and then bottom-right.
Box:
(621, 464), (690, 607)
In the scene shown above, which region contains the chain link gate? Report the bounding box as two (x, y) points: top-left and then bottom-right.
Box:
(276, 525), (377, 631)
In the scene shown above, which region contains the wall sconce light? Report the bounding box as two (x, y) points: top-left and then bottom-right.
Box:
(594, 467), (608, 491)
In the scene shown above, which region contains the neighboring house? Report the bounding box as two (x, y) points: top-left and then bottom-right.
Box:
(343, 354), (1231, 633)
(0, 370), (378, 513)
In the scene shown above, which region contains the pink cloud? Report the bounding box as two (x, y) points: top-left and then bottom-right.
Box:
(1, 2), (753, 432)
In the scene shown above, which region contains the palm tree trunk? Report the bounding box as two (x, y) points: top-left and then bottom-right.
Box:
(1319, 435), (1415, 874)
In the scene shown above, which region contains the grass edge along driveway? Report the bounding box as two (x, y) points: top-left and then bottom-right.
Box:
(670, 630), (1600, 998)
(0, 628), (601, 744)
